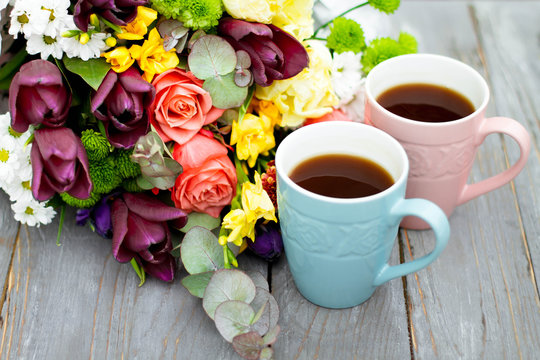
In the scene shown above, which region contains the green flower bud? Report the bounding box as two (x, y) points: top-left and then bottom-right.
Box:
(89, 156), (122, 194)
(114, 148), (141, 179)
(368, 0), (401, 14)
(60, 191), (102, 208)
(326, 17), (365, 54)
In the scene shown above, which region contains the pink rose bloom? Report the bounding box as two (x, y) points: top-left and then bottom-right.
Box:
(303, 108), (352, 126)
(172, 133), (237, 217)
(149, 68), (225, 145)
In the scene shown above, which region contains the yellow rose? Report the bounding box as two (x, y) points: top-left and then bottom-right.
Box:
(231, 113), (276, 168)
(221, 209), (254, 246)
(102, 47), (135, 73)
(242, 172), (277, 224)
(117, 6), (158, 40)
(222, 0), (278, 23)
(255, 40), (338, 127)
(129, 28), (179, 82)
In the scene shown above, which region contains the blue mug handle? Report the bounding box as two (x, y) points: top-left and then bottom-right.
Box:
(373, 198), (450, 286)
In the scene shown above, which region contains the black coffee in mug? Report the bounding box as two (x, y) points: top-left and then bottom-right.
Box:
(376, 83), (475, 123)
(289, 154), (394, 198)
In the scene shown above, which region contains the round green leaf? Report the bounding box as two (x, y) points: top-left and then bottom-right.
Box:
(180, 226), (224, 274)
(179, 212), (221, 233)
(203, 269), (257, 319)
(214, 300), (255, 342)
(181, 271), (214, 298)
(188, 35), (237, 80)
(245, 271), (269, 292)
(232, 332), (265, 360)
(203, 72), (248, 109)
(250, 288), (279, 336)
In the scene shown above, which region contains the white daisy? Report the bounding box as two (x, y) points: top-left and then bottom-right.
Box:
(331, 51), (364, 104)
(9, 2), (50, 39)
(41, 0), (71, 37)
(11, 195), (56, 227)
(0, 135), (21, 185)
(26, 32), (64, 59)
(60, 18), (108, 61)
(4, 175), (32, 203)
(0, 112), (33, 147)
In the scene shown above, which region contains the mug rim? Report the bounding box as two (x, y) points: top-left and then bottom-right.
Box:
(275, 121), (409, 204)
(365, 53), (490, 127)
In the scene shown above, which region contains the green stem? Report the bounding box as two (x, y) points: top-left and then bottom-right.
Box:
(223, 244), (231, 269)
(56, 205), (66, 246)
(312, 1), (369, 37)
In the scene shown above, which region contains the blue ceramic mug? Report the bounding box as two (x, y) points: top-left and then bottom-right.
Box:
(275, 121), (450, 308)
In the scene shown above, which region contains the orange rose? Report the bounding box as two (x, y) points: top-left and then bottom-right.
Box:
(172, 133), (237, 217)
(149, 68), (225, 145)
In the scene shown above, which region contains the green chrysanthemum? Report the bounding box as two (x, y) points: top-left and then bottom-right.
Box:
(361, 32), (417, 74)
(114, 149), (141, 179)
(81, 129), (112, 162)
(178, 0), (223, 30)
(89, 157), (122, 194)
(60, 191), (102, 208)
(368, 0), (401, 14)
(326, 17), (365, 54)
(122, 178), (145, 193)
(150, 0), (183, 19)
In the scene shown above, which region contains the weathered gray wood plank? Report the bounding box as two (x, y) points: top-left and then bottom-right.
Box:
(0, 206), (267, 359)
(394, 2), (540, 359)
(0, 192), (19, 327)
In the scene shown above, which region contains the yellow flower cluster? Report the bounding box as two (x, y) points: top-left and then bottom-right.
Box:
(101, 7), (179, 82)
(222, 0), (314, 40)
(220, 173), (277, 246)
(255, 40), (339, 127)
(231, 113), (275, 168)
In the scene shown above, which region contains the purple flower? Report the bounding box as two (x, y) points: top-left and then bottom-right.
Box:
(31, 128), (92, 202)
(91, 67), (155, 149)
(9, 60), (71, 133)
(247, 222), (284, 261)
(76, 194), (114, 238)
(74, 0), (147, 32)
(218, 18), (309, 87)
(111, 192), (187, 282)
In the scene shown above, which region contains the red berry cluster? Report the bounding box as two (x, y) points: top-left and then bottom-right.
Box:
(261, 161), (277, 210)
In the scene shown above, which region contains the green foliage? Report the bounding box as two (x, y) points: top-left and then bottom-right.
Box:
(149, 0), (183, 19)
(361, 32), (417, 74)
(368, 0), (401, 14)
(178, 212), (221, 232)
(81, 129), (112, 161)
(326, 17), (365, 54)
(62, 57), (111, 91)
(181, 226), (225, 274)
(114, 148), (141, 179)
(89, 156), (122, 194)
(60, 191), (102, 208)
(121, 178), (145, 192)
(151, 0), (223, 30)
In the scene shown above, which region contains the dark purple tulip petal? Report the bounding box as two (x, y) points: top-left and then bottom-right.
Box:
(9, 60), (71, 133)
(143, 253), (176, 282)
(124, 212), (166, 252)
(112, 198), (137, 262)
(74, 0), (146, 32)
(268, 24), (310, 79)
(31, 128), (92, 202)
(248, 222), (284, 261)
(123, 192), (187, 223)
(94, 198), (112, 237)
(219, 18), (272, 40)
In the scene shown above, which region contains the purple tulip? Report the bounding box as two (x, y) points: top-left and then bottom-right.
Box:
(31, 128), (92, 202)
(9, 60), (71, 133)
(111, 192), (187, 282)
(74, 0), (147, 32)
(218, 18), (309, 87)
(91, 67), (155, 149)
(247, 222), (284, 261)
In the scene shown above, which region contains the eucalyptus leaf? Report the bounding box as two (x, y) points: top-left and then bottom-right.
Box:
(214, 300), (255, 342)
(262, 325), (280, 346)
(232, 332), (264, 360)
(136, 176), (154, 190)
(181, 271), (214, 298)
(188, 35), (237, 80)
(202, 269), (257, 319)
(203, 72), (248, 109)
(181, 226), (224, 274)
(245, 271), (269, 292)
(179, 212), (221, 233)
(249, 288), (279, 336)
(63, 57), (111, 91)
(259, 347), (273, 360)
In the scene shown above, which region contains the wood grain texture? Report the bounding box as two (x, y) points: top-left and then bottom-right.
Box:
(0, 206), (267, 359)
(395, 2), (540, 359)
(0, 192), (19, 325)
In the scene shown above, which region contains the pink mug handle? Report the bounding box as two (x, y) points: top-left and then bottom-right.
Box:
(458, 117), (531, 205)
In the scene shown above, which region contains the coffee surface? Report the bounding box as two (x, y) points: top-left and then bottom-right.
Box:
(376, 83), (475, 122)
(289, 154), (394, 198)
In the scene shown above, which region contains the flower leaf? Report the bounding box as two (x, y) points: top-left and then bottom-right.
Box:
(181, 226), (224, 274)
(232, 332), (265, 360)
(179, 212), (221, 233)
(181, 271), (214, 298)
(249, 288), (279, 336)
(63, 57), (111, 91)
(203, 72), (248, 109)
(214, 300), (255, 342)
(262, 325), (280, 346)
(245, 271), (269, 292)
(259, 347), (273, 360)
(188, 35), (237, 80)
(202, 269), (257, 319)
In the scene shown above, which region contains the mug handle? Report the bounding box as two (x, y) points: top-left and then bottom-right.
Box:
(373, 198), (450, 286)
(458, 117), (531, 205)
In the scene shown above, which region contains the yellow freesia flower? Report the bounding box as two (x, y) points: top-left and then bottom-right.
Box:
(102, 46), (135, 73)
(117, 6), (158, 40)
(129, 28), (179, 82)
(255, 99), (282, 125)
(241, 172), (277, 224)
(231, 113), (276, 168)
(221, 209), (255, 246)
(255, 40), (338, 127)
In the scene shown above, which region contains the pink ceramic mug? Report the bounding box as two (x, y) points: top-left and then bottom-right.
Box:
(364, 54), (531, 229)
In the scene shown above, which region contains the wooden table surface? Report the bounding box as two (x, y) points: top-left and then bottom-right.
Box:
(1, 1), (539, 359)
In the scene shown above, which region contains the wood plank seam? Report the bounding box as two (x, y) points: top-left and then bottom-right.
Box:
(398, 230), (416, 360)
(0, 223), (20, 327)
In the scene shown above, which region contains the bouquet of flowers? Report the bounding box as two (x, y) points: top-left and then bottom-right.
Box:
(0, 0), (415, 358)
